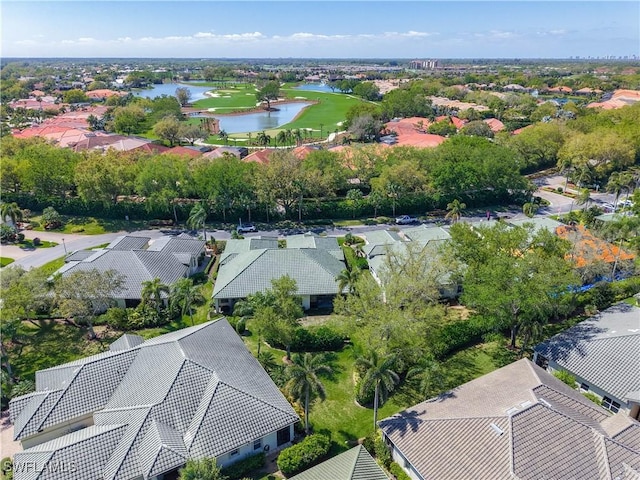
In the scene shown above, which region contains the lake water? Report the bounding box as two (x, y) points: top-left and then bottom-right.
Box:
(133, 82), (213, 101)
(293, 83), (336, 93)
(190, 102), (313, 134)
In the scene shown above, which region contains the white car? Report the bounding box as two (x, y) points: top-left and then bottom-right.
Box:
(395, 215), (418, 225)
(617, 200), (634, 208)
(236, 223), (257, 233)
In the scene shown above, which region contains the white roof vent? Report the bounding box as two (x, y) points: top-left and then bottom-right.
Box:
(506, 407), (519, 416)
(538, 398), (551, 407)
(520, 401), (533, 408)
(490, 423), (504, 436)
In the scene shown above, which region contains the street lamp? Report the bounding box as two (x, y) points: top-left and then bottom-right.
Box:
(62, 238), (67, 255)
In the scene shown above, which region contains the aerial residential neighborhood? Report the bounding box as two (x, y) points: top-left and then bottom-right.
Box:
(1, 1), (639, 479)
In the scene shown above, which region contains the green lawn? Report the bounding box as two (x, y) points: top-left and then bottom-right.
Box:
(1, 257), (15, 267)
(18, 239), (57, 249)
(38, 256), (66, 276)
(32, 215), (148, 235)
(192, 85), (261, 111)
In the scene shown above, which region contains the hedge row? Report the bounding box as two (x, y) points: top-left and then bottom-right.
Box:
(430, 316), (493, 359)
(277, 434), (331, 476)
(265, 326), (346, 352)
(221, 452), (264, 480)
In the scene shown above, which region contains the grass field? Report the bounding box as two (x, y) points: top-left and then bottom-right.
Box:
(1, 257), (15, 267)
(32, 215), (148, 235)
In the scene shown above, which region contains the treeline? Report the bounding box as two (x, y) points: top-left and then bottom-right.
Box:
(1, 135), (535, 223)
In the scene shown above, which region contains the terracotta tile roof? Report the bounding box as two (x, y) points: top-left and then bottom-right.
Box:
(161, 146), (200, 157)
(483, 118), (506, 132)
(86, 89), (125, 99)
(292, 145), (321, 159)
(512, 125), (534, 135)
(587, 89), (640, 110)
(435, 115), (467, 130)
(243, 148), (274, 164)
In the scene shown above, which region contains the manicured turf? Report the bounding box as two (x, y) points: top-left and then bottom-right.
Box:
(32, 215), (148, 235)
(0, 257), (15, 267)
(192, 85), (261, 111)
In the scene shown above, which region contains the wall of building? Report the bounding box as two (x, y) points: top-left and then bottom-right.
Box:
(20, 414), (94, 450)
(216, 424), (295, 468)
(385, 438), (423, 480)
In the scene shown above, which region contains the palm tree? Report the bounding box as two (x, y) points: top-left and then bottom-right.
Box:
(187, 202), (208, 243)
(518, 315), (547, 358)
(576, 187), (591, 211)
(445, 199), (466, 224)
(218, 129), (228, 145)
(141, 278), (170, 314)
(276, 130), (287, 147)
(257, 131), (271, 147)
(170, 278), (204, 325)
(285, 129), (294, 145)
(355, 350), (400, 430)
(0, 202), (23, 227)
(407, 355), (444, 399)
(522, 202), (537, 218)
(293, 129), (303, 146)
(336, 268), (360, 295)
(286, 352), (332, 434)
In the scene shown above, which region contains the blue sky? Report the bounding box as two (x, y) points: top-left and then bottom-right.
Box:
(2, 1), (638, 58)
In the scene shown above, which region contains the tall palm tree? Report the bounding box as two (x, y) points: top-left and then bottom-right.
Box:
(522, 202), (537, 218)
(286, 352), (333, 434)
(576, 188), (591, 211)
(1, 202), (23, 227)
(170, 278), (204, 325)
(141, 278), (170, 314)
(293, 129), (303, 146)
(336, 268), (360, 295)
(407, 355), (444, 399)
(518, 315), (547, 358)
(276, 130), (287, 147)
(187, 202), (208, 243)
(218, 129), (228, 145)
(256, 131), (271, 147)
(355, 350), (400, 430)
(445, 199), (466, 224)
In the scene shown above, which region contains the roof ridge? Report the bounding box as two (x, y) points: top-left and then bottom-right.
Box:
(515, 402), (604, 434)
(534, 383), (608, 419)
(299, 248), (343, 279)
(213, 249), (268, 297)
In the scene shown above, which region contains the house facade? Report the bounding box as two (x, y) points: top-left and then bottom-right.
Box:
(10, 319), (299, 480)
(534, 302), (640, 419)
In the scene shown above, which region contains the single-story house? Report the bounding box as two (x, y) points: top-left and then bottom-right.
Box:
(289, 444), (389, 480)
(379, 358), (640, 480)
(11, 318), (299, 480)
(363, 226), (458, 299)
(220, 236), (280, 266)
(54, 234), (206, 307)
(213, 234), (346, 313)
(534, 302), (640, 419)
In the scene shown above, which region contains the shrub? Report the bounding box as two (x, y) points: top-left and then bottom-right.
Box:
(16, 233), (25, 242)
(390, 462), (412, 480)
(291, 326), (345, 352)
(1, 457), (13, 480)
(276, 434), (331, 476)
(221, 452), (264, 480)
(42, 206), (62, 229)
(29, 220), (40, 229)
(362, 431), (377, 456)
(236, 317), (246, 335)
(582, 391), (602, 406)
(103, 308), (129, 330)
(71, 226), (85, 233)
(32, 237), (41, 246)
(374, 436), (392, 469)
(557, 187), (564, 193)
(10, 379), (35, 398)
(430, 316), (492, 358)
(553, 369), (576, 388)
(354, 378), (375, 407)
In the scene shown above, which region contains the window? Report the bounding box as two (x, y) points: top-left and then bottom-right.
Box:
(277, 427), (291, 446)
(535, 354), (548, 370)
(602, 396), (621, 413)
(253, 439), (262, 451)
(580, 383), (590, 392)
(229, 449), (239, 458)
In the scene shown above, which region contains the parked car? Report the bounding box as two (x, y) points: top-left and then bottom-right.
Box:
(617, 200), (634, 208)
(236, 223), (257, 233)
(395, 215), (418, 225)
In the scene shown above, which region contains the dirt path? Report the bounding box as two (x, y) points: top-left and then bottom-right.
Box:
(1, 412), (22, 459)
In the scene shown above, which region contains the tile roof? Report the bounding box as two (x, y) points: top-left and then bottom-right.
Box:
(213, 248), (346, 300)
(534, 302), (640, 403)
(12, 319), (298, 480)
(507, 217), (563, 235)
(243, 148), (274, 164)
(107, 235), (151, 251)
(379, 359), (640, 480)
(289, 445), (389, 480)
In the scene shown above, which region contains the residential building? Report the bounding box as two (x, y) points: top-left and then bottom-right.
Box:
(54, 234), (206, 307)
(534, 302), (640, 419)
(212, 233), (346, 312)
(289, 445), (389, 480)
(379, 358), (640, 480)
(11, 319), (299, 480)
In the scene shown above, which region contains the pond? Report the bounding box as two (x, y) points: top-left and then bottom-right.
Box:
(190, 102), (313, 134)
(293, 83), (336, 93)
(133, 82), (213, 102)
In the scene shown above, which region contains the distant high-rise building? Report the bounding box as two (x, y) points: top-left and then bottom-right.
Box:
(409, 59), (440, 70)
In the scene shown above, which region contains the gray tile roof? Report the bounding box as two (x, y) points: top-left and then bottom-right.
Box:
(534, 302), (640, 402)
(107, 235), (151, 251)
(213, 248), (346, 300)
(507, 217), (564, 235)
(289, 445), (389, 480)
(286, 233), (340, 251)
(64, 249), (96, 262)
(110, 334), (144, 351)
(147, 235), (205, 257)
(379, 359), (640, 480)
(56, 249), (188, 299)
(400, 225), (451, 243)
(12, 319), (298, 480)
(220, 237), (280, 265)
